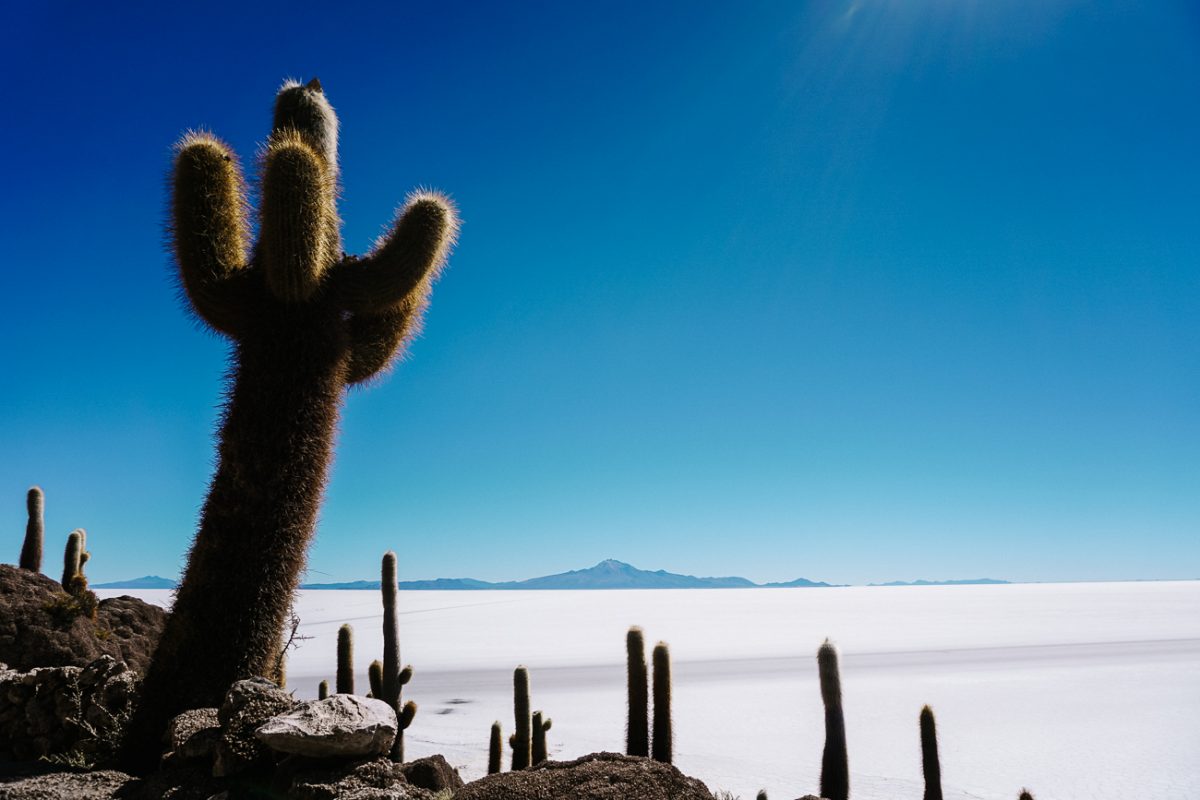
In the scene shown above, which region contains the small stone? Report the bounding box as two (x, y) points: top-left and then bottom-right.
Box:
(256, 695), (397, 758)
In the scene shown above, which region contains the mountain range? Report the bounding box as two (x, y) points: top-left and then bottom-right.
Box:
(94, 559), (1009, 591)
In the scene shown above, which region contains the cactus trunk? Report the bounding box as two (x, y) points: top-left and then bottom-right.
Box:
(818, 640), (849, 800)
(651, 642), (672, 764)
(626, 626), (649, 757)
(511, 666), (531, 770)
(920, 705), (943, 800)
(19, 487), (43, 572)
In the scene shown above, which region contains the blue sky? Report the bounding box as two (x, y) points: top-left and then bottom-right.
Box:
(2, 1), (1196, 585)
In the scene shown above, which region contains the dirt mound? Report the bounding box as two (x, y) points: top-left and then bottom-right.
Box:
(454, 752), (715, 800)
(0, 564), (166, 673)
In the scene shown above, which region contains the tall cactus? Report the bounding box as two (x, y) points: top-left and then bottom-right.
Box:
(19, 487), (43, 572)
(511, 666), (531, 770)
(626, 626), (649, 757)
(337, 624), (355, 695)
(818, 640), (849, 800)
(381, 551), (415, 760)
(125, 78), (457, 767)
(651, 641), (672, 764)
(532, 710), (552, 765)
(488, 721), (503, 774)
(920, 705), (943, 800)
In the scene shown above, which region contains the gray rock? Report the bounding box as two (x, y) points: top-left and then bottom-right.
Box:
(213, 677), (296, 777)
(0, 768), (133, 799)
(164, 707), (221, 764)
(285, 757), (434, 800)
(256, 695), (396, 758)
(400, 755), (463, 792)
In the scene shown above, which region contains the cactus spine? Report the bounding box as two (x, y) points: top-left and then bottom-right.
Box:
(125, 78), (457, 767)
(318, 680), (329, 700)
(626, 626), (649, 757)
(381, 551), (414, 761)
(818, 640), (849, 800)
(337, 624), (354, 695)
(368, 660), (383, 698)
(488, 721), (503, 774)
(920, 705), (942, 800)
(19, 487), (43, 572)
(651, 641), (672, 764)
(532, 710), (552, 765)
(511, 666), (531, 770)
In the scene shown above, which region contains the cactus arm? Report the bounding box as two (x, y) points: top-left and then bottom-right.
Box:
(332, 193), (457, 315)
(259, 131), (338, 303)
(171, 134), (254, 336)
(343, 285), (431, 385)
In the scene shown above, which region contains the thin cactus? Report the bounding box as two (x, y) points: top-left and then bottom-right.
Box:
(756, 792), (768, 800)
(318, 680), (329, 700)
(368, 659), (383, 698)
(511, 666), (531, 770)
(125, 77), (458, 768)
(1018, 791), (1035, 800)
(381, 550), (414, 761)
(651, 641), (672, 764)
(19, 487), (43, 572)
(396, 700), (417, 761)
(488, 721), (503, 774)
(818, 640), (849, 800)
(920, 705), (942, 800)
(626, 626), (649, 757)
(337, 624), (354, 695)
(532, 710), (552, 765)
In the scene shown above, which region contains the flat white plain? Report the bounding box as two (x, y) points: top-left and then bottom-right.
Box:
(103, 581), (1200, 800)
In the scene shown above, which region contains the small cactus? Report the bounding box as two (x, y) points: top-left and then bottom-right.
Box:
(397, 699), (417, 762)
(626, 626), (649, 757)
(488, 721), (503, 774)
(61, 529), (84, 589)
(318, 680), (329, 700)
(511, 666), (531, 770)
(818, 640), (849, 800)
(19, 487), (43, 572)
(920, 705), (942, 800)
(757, 792), (768, 800)
(337, 624), (354, 695)
(368, 659), (383, 698)
(1018, 791), (1035, 800)
(651, 641), (672, 764)
(532, 710), (553, 765)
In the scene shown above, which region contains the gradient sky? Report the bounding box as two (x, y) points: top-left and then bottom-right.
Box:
(2, 1), (1197, 585)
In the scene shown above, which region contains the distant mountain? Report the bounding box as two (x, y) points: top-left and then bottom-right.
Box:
(302, 559), (835, 590)
(869, 578), (1010, 587)
(93, 575), (177, 589)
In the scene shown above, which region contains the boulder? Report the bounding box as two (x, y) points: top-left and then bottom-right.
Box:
(0, 564), (166, 674)
(213, 677), (296, 777)
(454, 752), (716, 800)
(164, 707), (220, 764)
(256, 695), (397, 759)
(283, 757), (435, 800)
(400, 755), (463, 793)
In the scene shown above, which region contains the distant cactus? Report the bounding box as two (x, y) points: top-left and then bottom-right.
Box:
(512, 666), (532, 769)
(368, 660), (383, 698)
(532, 710), (552, 765)
(381, 551), (414, 761)
(19, 487), (43, 572)
(337, 624), (354, 695)
(318, 680), (329, 700)
(125, 77), (458, 767)
(1018, 791), (1035, 800)
(651, 641), (672, 764)
(818, 640), (849, 800)
(488, 721), (503, 774)
(920, 705), (942, 800)
(626, 626), (649, 757)
(756, 792), (768, 800)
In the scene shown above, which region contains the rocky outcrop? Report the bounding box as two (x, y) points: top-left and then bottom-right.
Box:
(0, 767), (134, 799)
(0, 656), (138, 763)
(0, 564), (166, 674)
(257, 695), (397, 759)
(454, 752), (716, 800)
(400, 755), (463, 793)
(213, 677), (297, 777)
(284, 758), (435, 800)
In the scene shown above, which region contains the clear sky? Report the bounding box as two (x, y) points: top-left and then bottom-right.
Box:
(2, 1), (1197, 585)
